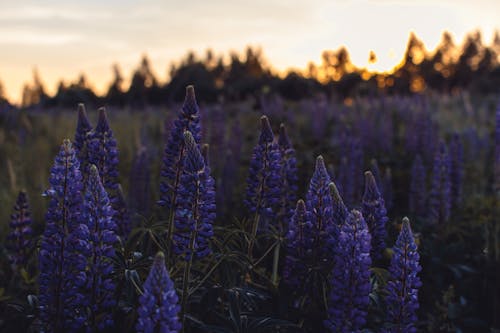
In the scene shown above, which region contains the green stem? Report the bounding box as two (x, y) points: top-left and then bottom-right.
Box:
(271, 241), (281, 286)
(248, 212), (260, 262)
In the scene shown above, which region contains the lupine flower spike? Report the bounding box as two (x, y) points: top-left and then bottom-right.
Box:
(137, 252), (181, 333)
(39, 139), (89, 332)
(82, 165), (119, 331)
(6, 191), (33, 269)
(306, 155), (333, 261)
(384, 217), (422, 333)
(325, 209), (371, 332)
(245, 116), (282, 257)
(74, 103), (92, 172)
(326, 181), (348, 255)
(173, 131), (215, 261)
(278, 123), (298, 232)
(284, 199), (313, 290)
(362, 170), (388, 261)
(160, 86), (202, 252)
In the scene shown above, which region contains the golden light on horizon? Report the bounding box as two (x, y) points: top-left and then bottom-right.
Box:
(0, 0), (499, 104)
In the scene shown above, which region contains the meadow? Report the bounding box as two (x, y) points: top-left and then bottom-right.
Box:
(0, 87), (498, 332)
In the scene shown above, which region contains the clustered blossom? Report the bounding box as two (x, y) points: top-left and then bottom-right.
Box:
(362, 171), (388, 261)
(326, 181), (348, 252)
(173, 131), (215, 261)
(159, 85), (202, 211)
(325, 210), (372, 333)
(137, 252), (181, 333)
(305, 156), (334, 262)
(409, 155), (427, 217)
(129, 146), (151, 216)
(278, 123), (298, 231)
(74, 103), (93, 171)
(244, 116), (282, 221)
(429, 141), (452, 224)
(6, 191), (33, 268)
(384, 217), (422, 333)
(87, 108), (128, 239)
(81, 165), (119, 331)
(39, 139), (89, 332)
(283, 199), (313, 290)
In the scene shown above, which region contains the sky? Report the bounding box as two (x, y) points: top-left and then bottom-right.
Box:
(0, 0), (498, 104)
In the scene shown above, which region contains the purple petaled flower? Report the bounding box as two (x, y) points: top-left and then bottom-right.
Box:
(6, 191), (33, 268)
(326, 181), (348, 251)
(409, 155), (426, 217)
(283, 199), (313, 290)
(362, 171), (388, 261)
(74, 104), (92, 173)
(81, 165), (119, 331)
(87, 108), (124, 236)
(325, 210), (371, 333)
(173, 131), (215, 261)
(449, 133), (464, 208)
(115, 184), (131, 240)
(429, 141), (452, 224)
(137, 252), (181, 333)
(39, 139), (90, 332)
(129, 146), (151, 217)
(159, 86), (202, 211)
(245, 116), (282, 221)
(278, 123), (298, 232)
(306, 156), (334, 261)
(384, 217), (422, 333)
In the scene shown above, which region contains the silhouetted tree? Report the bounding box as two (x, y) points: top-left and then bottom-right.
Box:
(106, 64), (126, 107)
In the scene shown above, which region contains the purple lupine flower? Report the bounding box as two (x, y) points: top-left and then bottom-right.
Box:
(329, 181), (348, 227)
(39, 139), (90, 332)
(136, 252), (181, 333)
(278, 123), (298, 232)
(409, 155), (426, 217)
(283, 199), (313, 290)
(74, 103), (92, 172)
(159, 85), (202, 210)
(305, 155), (333, 261)
(384, 217), (422, 333)
(115, 184), (131, 240)
(87, 108), (124, 235)
(245, 116), (282, 220)
(449, 133), (464, 208)
(173, 131), (215, 261)
(6, 191), (33, 268)
(325, 210), (371, 333)
(81, 165), (119, 331)
(429, 141), (452, 224)
(87, 108), (119, 193)
(129, 145), (151, 216)
(338, 134), (364, 205)
(362, 171), (388, 261)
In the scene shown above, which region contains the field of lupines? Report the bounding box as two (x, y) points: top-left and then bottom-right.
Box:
(0, 86), (499, 332)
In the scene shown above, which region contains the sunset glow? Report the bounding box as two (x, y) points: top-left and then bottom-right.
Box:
(0, 0), (498, 103)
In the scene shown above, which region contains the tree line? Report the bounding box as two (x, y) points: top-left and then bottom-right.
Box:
(2, 29), (499, 110)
